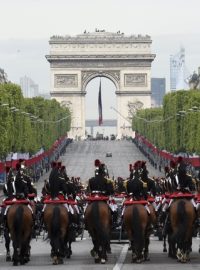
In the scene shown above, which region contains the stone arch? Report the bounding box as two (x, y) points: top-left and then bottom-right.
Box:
(82, 71), (120, 92)
(46, 31), (155, 139)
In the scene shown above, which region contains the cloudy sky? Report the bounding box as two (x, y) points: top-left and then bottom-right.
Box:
(1, 0), (200, 133)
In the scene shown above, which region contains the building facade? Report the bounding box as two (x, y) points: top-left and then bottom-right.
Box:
(151, 78), (166, 107)
(170, 47), (187, 91)
(20, 76), (39, 98)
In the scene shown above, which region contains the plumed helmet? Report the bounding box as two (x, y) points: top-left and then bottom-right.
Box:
(94, 159), (101, 167)
(170, 160), (176, 168)
(61, 165), (66, 171)
(129, 164), (133, 172)
(177, 156), (183, 163)
(51, 161), (57, 168)
(164, 166), (170, 173)
(5, 166), (11, 174)
(98, 164), (105, 175)
(133, 161), (139, 170)
(57, 161), (62, 168)
(141, 160), (146, 169)
(16, 163), (21, 171)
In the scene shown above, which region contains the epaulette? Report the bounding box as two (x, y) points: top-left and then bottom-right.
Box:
(140, 180), (148, 188)
(192, 178), (196, 184)
(123, 179), (128, 189)
(106, 178), (113, 183)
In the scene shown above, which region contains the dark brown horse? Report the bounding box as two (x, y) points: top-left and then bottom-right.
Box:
(6, 203), (33, 266)
(43, 203), (69, 264)
(84, 200), (111, 264)
(123, 203), (154, 263)
(167, 198), (195, 262)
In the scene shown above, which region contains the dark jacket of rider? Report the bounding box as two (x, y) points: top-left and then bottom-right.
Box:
(15, 169), (29, 198)
(126, 176), (148, 200)
(88, 164), (113, 195)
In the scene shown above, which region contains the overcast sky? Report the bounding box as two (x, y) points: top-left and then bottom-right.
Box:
(1, 0), (200, 132)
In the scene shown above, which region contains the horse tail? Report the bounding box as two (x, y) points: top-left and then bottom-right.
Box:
(13, 206), (24, 243)
(91, 201), (110, 243)
(172, 200), (188, 242)
(131, 206), (144, 253)
(50, 206), (61, 238)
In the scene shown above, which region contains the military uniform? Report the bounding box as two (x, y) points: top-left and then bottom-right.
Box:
(15, 163), (29, 198)
(176, 157), (195, 192)
(3, 166), (15, 199)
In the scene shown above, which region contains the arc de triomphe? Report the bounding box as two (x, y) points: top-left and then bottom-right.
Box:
(46, 31), (155, 139)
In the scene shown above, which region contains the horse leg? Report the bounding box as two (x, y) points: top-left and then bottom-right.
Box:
(4, 227), (11, 261)
(100, 240), (108, 264)
(144, 235), (150, 261)
(92, 239), (100, 263)
(12, 241), (20, 266)
(20, 239), (31, 264)
(131, 240), (137, 263)
(163, 234), (167, 252)
(66, 240), (72, 259)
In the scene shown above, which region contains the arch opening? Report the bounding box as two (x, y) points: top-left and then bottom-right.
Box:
(85, 76), (117, 140)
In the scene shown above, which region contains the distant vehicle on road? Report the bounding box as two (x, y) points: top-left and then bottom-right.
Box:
(110, 134), (116, 140)
(106, 152), (112, 157)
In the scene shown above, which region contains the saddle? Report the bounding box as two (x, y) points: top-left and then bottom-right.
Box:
(170, 192), (194, 199)
(123, 198), (148, 206)
(86, 193), (109, 202)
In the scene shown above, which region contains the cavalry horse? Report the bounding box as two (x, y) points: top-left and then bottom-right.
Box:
(6, 202), (33, 266)
(165, 195), (196, 262)
(84, 197), (112, 264)
(123, 200), (155, 263)
(43, 202), (70, 264)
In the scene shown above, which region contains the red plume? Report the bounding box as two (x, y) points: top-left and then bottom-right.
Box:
(94, 159), (101, 167)
(129, 164), (133, 171)
(177, 156), (183, 163)
(5, 166), (11, 173)
(16, 163), (21, 171)
(51, 161), (57, 168)
(170, 160), (176, 168)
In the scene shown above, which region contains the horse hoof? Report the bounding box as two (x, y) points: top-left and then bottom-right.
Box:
(106, 247), (112, 254)
(52, 256), (58, 265)
(6, 256), (11, 262)
(94, 258), (100, 263)
(101, 258), (106, 264)
(163, 248), (167, 252)
(58, 258), (64, 264)
(90, 249), (96, 257)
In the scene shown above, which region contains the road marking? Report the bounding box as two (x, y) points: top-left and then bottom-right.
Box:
(113, 244), (128, 270)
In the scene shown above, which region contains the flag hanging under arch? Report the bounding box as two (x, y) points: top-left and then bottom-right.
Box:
(98, 78), (103, 126)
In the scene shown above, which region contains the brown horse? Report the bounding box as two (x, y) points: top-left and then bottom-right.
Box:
(84, 201), (111, 264)
(6, 203), (33, 266)
(123, 203), (153, 263)
(43, 203), (69, 264)
(167, 198), (196, 262)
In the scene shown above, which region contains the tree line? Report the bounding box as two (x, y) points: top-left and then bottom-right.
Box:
(0, 83), (71, 159)
(133, 90), (200, 155)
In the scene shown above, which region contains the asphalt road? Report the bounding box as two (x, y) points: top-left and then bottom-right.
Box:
(0, 140), (200, 269)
